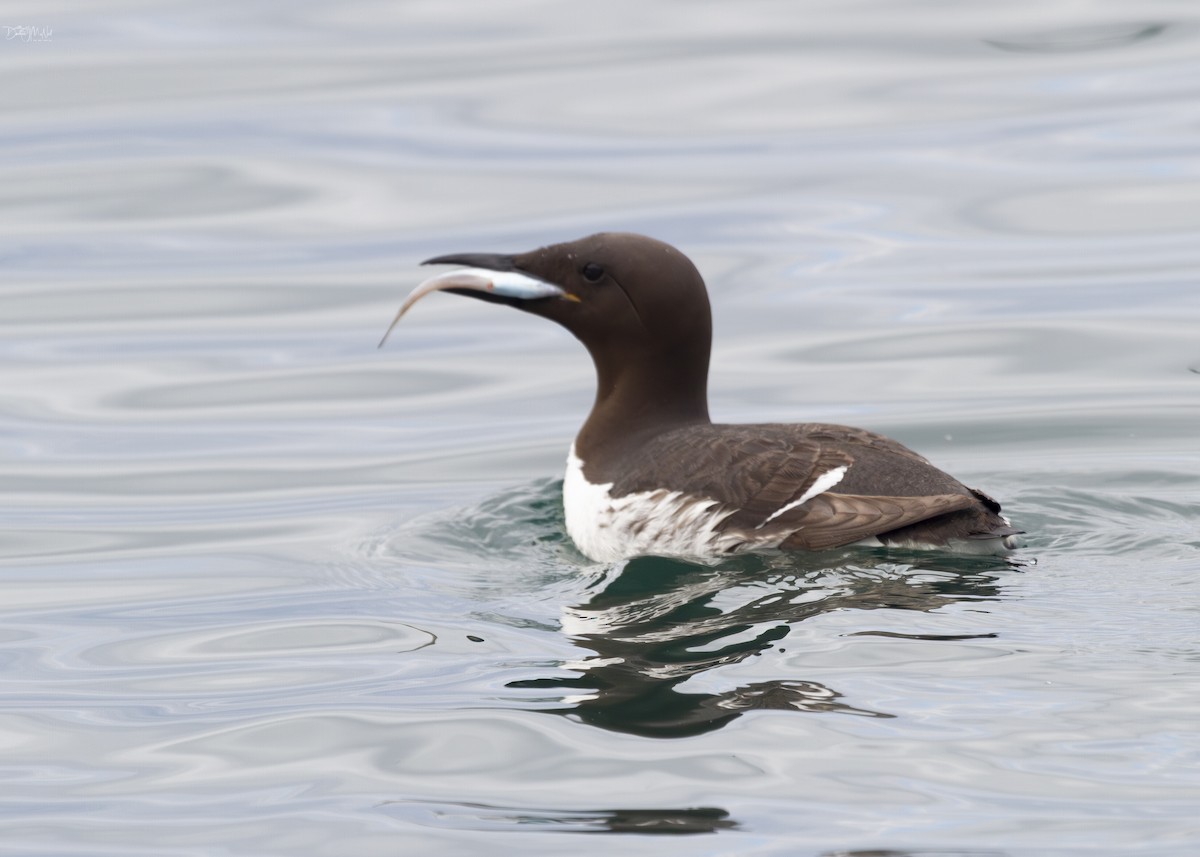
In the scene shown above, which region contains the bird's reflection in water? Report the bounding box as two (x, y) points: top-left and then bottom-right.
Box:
(512, 551), (1013, 738)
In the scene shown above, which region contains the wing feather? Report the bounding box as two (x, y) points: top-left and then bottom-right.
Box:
(773, 492), (978, 550)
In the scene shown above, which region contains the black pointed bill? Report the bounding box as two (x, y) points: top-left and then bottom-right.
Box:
(378, 267), (570, 348)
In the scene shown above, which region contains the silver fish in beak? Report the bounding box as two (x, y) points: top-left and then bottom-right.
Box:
(378, 267), (572, 347)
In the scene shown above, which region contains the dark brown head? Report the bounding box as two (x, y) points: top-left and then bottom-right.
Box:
(385, 233), (714, 445)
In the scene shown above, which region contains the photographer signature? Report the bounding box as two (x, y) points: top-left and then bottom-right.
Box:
(5, 25), (53, 42)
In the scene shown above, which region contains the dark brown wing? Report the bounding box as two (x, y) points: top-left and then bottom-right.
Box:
(772, 492), (978, 550)
(594, 422), (1002, 548)
(607, 429), (855, 531)
(793, 423), (934, 466)
(717, 445), (853, 531)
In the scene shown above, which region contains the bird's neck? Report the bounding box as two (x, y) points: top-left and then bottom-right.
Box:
(575, 347), (711, 463)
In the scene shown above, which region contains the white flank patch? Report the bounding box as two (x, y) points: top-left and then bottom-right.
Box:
(563, 445), (758, 563)
(757, 465), (848, 528)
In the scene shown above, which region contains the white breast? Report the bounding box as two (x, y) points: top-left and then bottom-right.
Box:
(563, 445), (769, 563)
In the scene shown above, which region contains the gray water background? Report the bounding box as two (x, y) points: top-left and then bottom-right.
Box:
(1, 2), (1199, 855)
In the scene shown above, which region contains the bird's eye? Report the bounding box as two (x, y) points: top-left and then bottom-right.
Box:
(581, 262), (605, 282)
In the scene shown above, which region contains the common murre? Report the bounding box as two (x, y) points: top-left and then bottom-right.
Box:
(381, 232), (1021, 563)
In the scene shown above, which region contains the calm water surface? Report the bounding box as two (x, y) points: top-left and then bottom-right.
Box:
(2, 2), (1199, 855)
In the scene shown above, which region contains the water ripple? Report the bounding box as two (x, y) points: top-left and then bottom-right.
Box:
(4, 1), (1200, 854)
